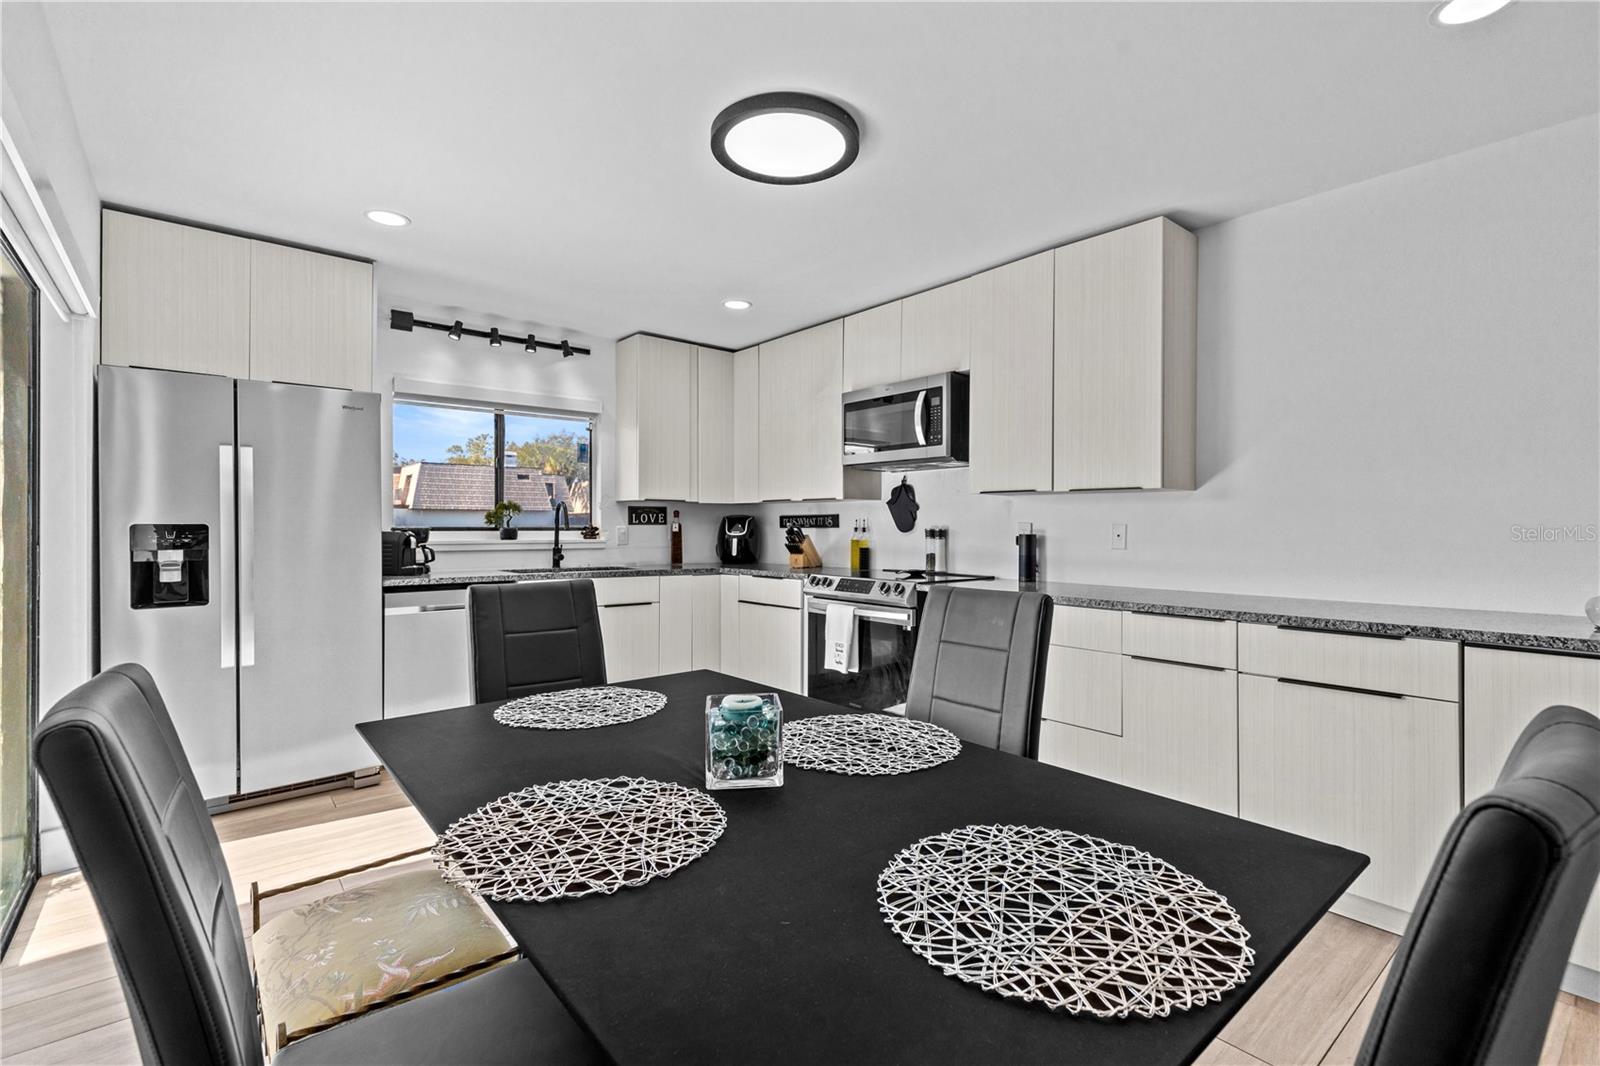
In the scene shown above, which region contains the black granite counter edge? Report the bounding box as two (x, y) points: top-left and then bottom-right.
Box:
(383, 568), (1600, 655)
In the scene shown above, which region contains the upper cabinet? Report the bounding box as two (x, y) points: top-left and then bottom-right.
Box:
(969, 250), (1055, 493)
(757, 320), (876, 502)
(615, 335), (698, 502)
(1053, 217), (1196, 491)
(695, 346), (735, 504)
(100, 209), (373, 391)
(249, 241), (374, 391)
(901, 276), (972, 378)
(101, 210), (252, 378)
(842, 301), (902, 391)
(732, 347), (761, 502)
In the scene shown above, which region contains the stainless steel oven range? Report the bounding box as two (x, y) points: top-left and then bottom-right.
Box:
(803, 569), (993, 714)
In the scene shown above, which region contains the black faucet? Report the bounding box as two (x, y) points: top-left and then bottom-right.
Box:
(551, 501), (568, 569)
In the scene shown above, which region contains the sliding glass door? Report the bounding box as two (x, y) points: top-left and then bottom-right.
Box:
(0, 235), (39, 951)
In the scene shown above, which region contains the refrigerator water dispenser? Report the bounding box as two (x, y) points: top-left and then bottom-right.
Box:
(129, 524), (209, 609)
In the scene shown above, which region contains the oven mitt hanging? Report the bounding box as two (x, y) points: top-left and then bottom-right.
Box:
(886, 479), (920, 533)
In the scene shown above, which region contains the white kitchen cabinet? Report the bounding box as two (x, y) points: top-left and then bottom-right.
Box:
(689, 574), (723, 671)
(1240, 624), (1459, 701)
(1040, 648), (1122, 736)
(901, 276), (972, 377)
(969, 250), (1055, 493)
(101, 209), (252, 378)
(843, 301), (903, 391)
(696, 347), (736, 503)
(1122, 612), (1237, 669)
(659, 576), (695, 674)
(1465, 647), (1600, 974)
(1053, 217), (1196, 491)
(249, 241), (374, 391)
(1037, 719), (1123, 783)
(732, 348), (761, 502)
(736, 601), (803, 693)
(719, 575), (742, 674)
(757, 320), (874, 502)
(757, 332), (804, 501)
(383, 595), (471, 718)
(598, 603), (661, 682)
(1238, 673), (1460, 912)
(1120, 657), (1237, 815)
(615, 335), (697, 501)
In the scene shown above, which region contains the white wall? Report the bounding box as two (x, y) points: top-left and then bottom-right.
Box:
(372, 301), (727, 572)
(750, 117), (1600, 617)
(3, 1), (103, 873)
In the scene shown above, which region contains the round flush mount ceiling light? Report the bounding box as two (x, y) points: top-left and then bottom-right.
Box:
(1430, 0), (1514, 25)
(365, 209), (411, 227)
(711, 92), (860, 184)
(723, 299), (752, 311)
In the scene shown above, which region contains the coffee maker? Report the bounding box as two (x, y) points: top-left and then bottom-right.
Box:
(716, 515), (761, 565)
(381, 529), (435, 576)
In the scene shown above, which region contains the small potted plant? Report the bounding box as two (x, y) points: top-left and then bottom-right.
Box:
(485, 501), (523, 540)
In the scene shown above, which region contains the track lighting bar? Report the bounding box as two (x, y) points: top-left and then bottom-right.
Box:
(389, 309), (590, 357)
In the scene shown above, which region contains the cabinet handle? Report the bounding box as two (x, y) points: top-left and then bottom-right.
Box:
(1276, 624), (1404, 642)
(1276, 677), (1405, 700)
(600, 602), (655, 609)
(1128, 654), (1227, 672)
(1129, 610), (1228, 622)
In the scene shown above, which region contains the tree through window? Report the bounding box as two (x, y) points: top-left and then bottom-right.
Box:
(392, 399), (593, 530)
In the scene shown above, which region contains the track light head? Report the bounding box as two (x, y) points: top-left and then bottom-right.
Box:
(447, 320), (463, 341)
(525, 333), (537, 353)
(489, 327), (502, 347)
(560, 339), (574, 358)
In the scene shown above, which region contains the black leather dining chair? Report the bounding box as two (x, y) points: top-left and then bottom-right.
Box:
(34, 663), (604, 1066)
(467, 579), (608, 703)
(904, 586), (1053, 756)
(1356, 704), (1600, 1066)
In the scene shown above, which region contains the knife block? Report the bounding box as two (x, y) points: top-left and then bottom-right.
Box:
(787, 535), (823, 569)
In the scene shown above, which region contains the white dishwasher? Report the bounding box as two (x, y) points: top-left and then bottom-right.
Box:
(384, 588), (473, 717)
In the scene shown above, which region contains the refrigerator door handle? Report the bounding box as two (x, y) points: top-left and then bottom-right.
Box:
(219, 445), (236, 669)
(238, 445), (256, 667)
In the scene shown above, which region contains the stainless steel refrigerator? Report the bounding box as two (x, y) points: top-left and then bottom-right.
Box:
(97, 365), (381, 800)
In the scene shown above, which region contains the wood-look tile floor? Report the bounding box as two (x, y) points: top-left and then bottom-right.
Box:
(1, 772), (1595, 1065)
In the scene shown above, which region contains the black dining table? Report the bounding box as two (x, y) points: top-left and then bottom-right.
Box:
(357, 670), (1367, 1066)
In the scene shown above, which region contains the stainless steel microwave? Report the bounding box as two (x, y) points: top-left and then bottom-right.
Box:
(842, 372), (969, 470)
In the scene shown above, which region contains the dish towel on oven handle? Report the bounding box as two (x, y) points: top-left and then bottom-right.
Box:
(824, 602), (860, 674)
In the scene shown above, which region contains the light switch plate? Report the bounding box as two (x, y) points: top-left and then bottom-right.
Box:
(1111, 523), (1128, 550)
(616, 527), (629, 546)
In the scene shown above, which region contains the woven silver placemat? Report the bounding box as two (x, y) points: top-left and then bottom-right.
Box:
(877, 824), (1255, 1018)
(432, 776), (726, 902)
(784, 714), (961, 775)
(493, 686), (666, 730)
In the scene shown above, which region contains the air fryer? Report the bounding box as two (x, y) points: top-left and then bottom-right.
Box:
(716, 515), (761, 565)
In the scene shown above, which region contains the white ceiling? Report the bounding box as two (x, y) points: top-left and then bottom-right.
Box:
(41, 1), (1599, 349)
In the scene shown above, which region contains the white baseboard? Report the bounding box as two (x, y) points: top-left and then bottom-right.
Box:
(1334, 892), (1598, 1001)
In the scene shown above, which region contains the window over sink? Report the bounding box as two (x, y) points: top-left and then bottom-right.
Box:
(392, 397), (594, 531)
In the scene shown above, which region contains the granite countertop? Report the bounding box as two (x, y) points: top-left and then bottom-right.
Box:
(384, 565), (1600, 654)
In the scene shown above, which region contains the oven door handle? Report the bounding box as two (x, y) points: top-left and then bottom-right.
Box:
(805, 600), (917, 629)
(912, 389), (928, 447)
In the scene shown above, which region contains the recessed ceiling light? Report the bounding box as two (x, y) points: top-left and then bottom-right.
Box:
(723, 299), (752, 311)
(365, 209), (411, 227)
(711, 92), (860, 185)
(1431, 0), (1514, 25)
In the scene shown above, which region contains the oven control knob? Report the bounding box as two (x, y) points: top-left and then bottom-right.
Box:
(895, 583), (906, 595)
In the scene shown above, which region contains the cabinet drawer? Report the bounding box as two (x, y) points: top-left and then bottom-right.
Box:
(1121, 611), (1236, 668)
(1238, 623), (1459, 701)
(1238, 673), (1459, 911)
(383, 603), (470, 718)
(592, 576), (661, 606)
(1050, 606), (1121, 653)
(597, 602), (660, 682)
(1037, 719), (1122, 784)
(1040, 648), (1122, 735)
(738, 575), (802, 609)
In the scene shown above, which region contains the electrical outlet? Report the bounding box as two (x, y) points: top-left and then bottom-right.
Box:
(616, 527), (629, 546)
(1111, 523), (1128, 551)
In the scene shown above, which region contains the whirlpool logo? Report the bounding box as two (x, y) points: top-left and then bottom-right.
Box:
(341, 404), (366, 412)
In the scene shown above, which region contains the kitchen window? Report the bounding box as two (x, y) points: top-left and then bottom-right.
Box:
(392, 398), (594, 531)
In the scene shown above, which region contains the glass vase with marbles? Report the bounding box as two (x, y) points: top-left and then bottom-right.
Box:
(705, 694), (784, 790)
